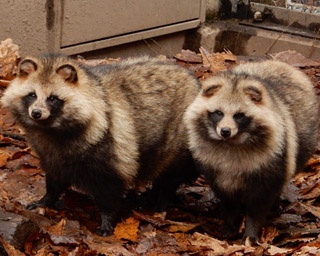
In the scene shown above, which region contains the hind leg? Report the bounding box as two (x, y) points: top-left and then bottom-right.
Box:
(152, 152), (199, 212)
(89, 173), (126, 236)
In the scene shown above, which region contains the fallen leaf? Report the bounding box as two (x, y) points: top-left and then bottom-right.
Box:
(175, 49), (203, 63)
(134, 231), (181, 255)
(301, 186), (320, 200)
(274, 213), (303, 225)
(0, 236), (24, 256)
(189, 232), (253, 256)
(0, 38), (20, 81)
(133, 210), (169, 227)
(0, 149), (10, 168)
(298, 202), (320, 219)
(114, 217), (140, 242)
(167, 221), (200, 233)
(298, 246), (320, 255)
(261, 226), (279, 244)
(46, 219), (66, 236)
(49, 234), (78, 246)
(270, 50), (320, 67)
(199, 47), (237, 74)
(267, 245), (292, 255)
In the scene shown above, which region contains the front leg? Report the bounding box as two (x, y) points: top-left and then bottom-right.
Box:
(27, 173), (67, 210)
(90, 174), (126, 236)
(220, 200), (243, 239)
(242, 196), (276, 245)
(96, 212), (117, 236)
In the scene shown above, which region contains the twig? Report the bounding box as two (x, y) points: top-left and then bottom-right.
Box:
(2, 132), (26, 142)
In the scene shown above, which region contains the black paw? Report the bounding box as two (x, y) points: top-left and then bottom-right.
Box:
(96, 226), (114, 237)
(26, 195), (61, 210)
(26, 201), (44, 210)
(241, 234), (260, 246)
(96, 213), (115, 236)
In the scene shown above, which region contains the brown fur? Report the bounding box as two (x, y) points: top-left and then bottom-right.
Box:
(1, 54), (200, 235)
(184, 60), (318, 243)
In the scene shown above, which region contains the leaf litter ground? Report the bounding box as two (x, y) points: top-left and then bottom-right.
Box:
(1, 39), (320, 255)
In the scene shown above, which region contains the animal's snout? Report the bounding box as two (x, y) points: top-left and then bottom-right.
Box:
(220, 127), (231, 138)
(31, 109), (42, 119)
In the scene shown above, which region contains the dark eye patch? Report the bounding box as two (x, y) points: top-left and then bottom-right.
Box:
(233, 112), (251, 129)
(23, 92), (37, 107)
(46, 95), (64, 109)
(208, 110), (224, 124)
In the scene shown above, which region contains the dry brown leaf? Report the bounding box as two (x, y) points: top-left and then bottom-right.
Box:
(175, 49), (203, 63)
(261, 226), (279, 244)
(46, 218), (66, 236)
(133, 210), (169, 227)
(0, 236), (25, 256)
(274, 213), (303, 226)
(199, 47), (237, 74)
(6, 153), (40, 171)
(298, 202), (320, 219)
(49, 234), (78, 246)
(270, 50), (320, 67)
(0, 38), (20, 81)
(297, 246), (320, 255)
(0, 149), (10, 168)
(189, 232), (253, 256)
(301, 186), (320, 200)
(266, 245), (292, 255)
(114, 217), (139, 242)
(0, 79), (11, 87)
(85, 235), (134, 256)
(167, 221), (200, 233)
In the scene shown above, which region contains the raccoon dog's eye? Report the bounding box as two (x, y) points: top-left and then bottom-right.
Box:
(27, 92), (37, 98)
(47, 95), (64, 108)
(208, 110), (224, 123)
(48, 95), (59, 102)
(234, 112), (251, 128)
(234, 112), (245, 121)
(215, 110), (223, 116)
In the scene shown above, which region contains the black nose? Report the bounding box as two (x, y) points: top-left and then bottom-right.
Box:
(31, 109), (42, 119)
(220, 127), (231, 138)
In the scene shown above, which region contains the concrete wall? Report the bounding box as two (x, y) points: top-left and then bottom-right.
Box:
(0, 0), (205, 57)
(196, 3), (320, 60)
(1, 0), (54, 56)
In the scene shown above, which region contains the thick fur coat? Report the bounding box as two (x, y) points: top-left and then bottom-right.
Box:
(184, 60), (319, 243)
(1, 54), (200, 235)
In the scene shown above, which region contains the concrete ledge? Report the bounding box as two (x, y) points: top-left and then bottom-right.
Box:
(196, 20), (320, 60)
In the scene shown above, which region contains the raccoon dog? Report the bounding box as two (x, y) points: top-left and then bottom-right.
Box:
(1, 54), (200, 235)
(184, 60), (318, 243)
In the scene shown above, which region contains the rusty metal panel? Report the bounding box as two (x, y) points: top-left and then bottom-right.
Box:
(61, 0), (203, 47)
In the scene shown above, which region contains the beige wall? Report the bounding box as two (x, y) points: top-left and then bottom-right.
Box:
(1, 0), (52, 56)
(0, 0), (205, 57)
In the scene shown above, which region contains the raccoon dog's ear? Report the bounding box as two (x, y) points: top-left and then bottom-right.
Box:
(56, 64), (78, 83)
(18, 59), (37, 77)
(202, 84), (222, 97)
(244, 86), (262, 103)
